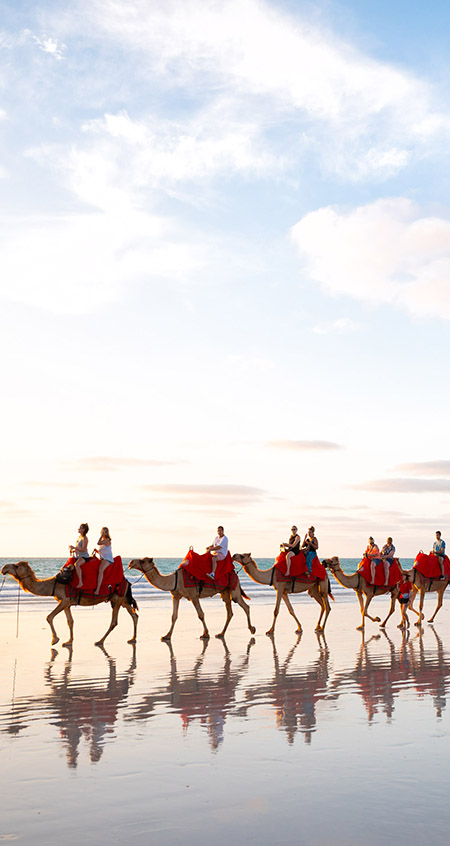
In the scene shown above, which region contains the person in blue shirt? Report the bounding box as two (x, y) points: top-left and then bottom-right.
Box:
(432, 531), (446, 578)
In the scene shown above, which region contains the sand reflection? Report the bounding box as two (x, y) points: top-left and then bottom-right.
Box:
(1, 646), (136, 767)
(125, 637), (255, 751)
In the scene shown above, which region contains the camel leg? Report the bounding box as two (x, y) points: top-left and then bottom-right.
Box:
(161, 594), (181, 640)
(216, 592), (233, 638)
(281, 593), (303, 634)
(62, 606), (74, 647)
(123, 601), (138, 643)
(315, 593), (331, 632)
(47, 599), (71, 645)
(95, 600), (120, 646)
(191, 595), (210, 639)
(379, 592), (397, 628)
(428, 588), (445, 623)
(266, 589), (285, 636)
(233, 591), (256, 635)
(408, 586), (423, 619)
(356, 594), (381, 630)
(415, 588), (426, 627)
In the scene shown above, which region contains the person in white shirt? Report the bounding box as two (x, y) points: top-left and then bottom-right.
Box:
(206, 526), (228, 580)
(92, 527), (114, 594)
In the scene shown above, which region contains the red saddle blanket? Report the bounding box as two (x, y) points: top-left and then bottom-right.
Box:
(181, 568), (238, 591)
(63, 556), (126, 597)
(357, 556), (402, 587)
(274, 550), (326, 581)
(180, 549), (234, 584)
(414, 552), (450, 579)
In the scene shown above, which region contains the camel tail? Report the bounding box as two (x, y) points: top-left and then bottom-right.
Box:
(327, 577), (335, 602)
(126, 580), (139, 610)
(241, 589), (251, 601)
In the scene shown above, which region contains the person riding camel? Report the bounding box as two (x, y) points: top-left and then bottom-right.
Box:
(301, 526), (318, 574)
(206, 526), (228, 580)
(432, 531), (446, 578)
(283, 526), (301, 576)
(365, 537), (380, 585)
(380, 537), (395, 587)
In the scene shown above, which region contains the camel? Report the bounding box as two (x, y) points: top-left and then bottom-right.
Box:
(232, 553), (331, 634)
(323, 556), (402, 630)
(1, 561), (138, 647)
(406, 568), (450, 625)
(128, 557), (256, 640)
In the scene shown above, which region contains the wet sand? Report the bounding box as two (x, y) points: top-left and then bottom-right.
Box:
(1, 594), (450, 845)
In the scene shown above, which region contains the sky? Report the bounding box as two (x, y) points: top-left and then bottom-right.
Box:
(1, 0), (450, 559)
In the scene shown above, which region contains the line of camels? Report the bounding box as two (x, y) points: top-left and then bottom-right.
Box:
(1, 553), (448, 646)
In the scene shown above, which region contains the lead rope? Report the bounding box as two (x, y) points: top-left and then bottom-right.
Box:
(16, 582), (20, 638)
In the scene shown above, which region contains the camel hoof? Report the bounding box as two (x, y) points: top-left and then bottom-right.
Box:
(356, 625), (364, 631)
(215, 633), (225, 639)
(161, 634), (171, 641)
(266, 630), (275, 637)
(315, 626), (322, 632)
(94, 640), (105, 647)
(414, 621), (421, 627)
(51, 637), (59, 645)
(421, 614), (425, 620)
(374, 617), (381, 623)
(200, 634), (210, 640)
(250, 626), (256, 634)
(62, 640), (72, 648)
(127, 638), (136, 644)
(379, 623), (386, 628)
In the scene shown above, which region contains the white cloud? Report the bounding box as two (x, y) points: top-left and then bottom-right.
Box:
(0, 209), (208, 314)
(313, 317), (359, 335)
(70, 0), (448, 181)
(291, 197), (450, 320)
(22, 29), (66, 60)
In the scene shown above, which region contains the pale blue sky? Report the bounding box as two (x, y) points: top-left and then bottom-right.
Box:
(1, 0), (450, 557)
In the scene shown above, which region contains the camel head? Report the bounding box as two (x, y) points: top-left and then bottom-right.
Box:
(128, 557), (154, 573)
(322, 557), (340, 572)
(1, 561), (33, 582)
(232, 553), (252, 567)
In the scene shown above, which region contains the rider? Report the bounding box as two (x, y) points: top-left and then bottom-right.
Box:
(432, 531), (446, 578)
(365, 537), (381, 584)
(70, 523), (90, 589)
(380, 536), (396, 587)
(283, 526), (301, 576)
(207, 526), (228, 580)
(301, 526), (318, 574)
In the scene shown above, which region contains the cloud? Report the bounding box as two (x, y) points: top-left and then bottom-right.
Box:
(62, 457), (181, 472)
(142, 483), (266, 504)
(0, 209), (209, 314)
(23, 29), (66, 61)
(359, 478), (450, 493)
(395, 461), (450, 476)
(267, 440), (343, 451)
(313, 317), (360, 335)
(72, 0), (448, 181)
(291, 197), (450, 320)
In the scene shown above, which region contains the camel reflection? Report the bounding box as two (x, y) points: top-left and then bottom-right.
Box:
(0, 646), (136, 767)
(332, 627), (450, 723)
(239, 633), (332, 744)
(125, 638), (255, 751)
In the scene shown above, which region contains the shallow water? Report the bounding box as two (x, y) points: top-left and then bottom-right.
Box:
(1, 600), (450, 845)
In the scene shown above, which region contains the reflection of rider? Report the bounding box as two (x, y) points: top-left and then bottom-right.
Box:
(365, 537), (380, 584)
(380, 536), (395, 587)
(432, 531), (446, 578)
(283, 526), (301, 576)
(302, 526), (318, 574)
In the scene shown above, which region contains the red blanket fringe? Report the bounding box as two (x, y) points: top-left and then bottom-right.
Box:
(180, 548), (234, 583)
(414, 552), (450, 579)
(357, 556), (402, 587)
(275, 550), (326, 581)
(63, 556), (125, 596)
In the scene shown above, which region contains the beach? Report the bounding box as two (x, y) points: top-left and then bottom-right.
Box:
(2, 582), (450, 846)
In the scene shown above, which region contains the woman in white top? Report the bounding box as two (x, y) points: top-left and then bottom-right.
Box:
(93, 527), (114, 594)
(69, 523), (90, 589)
